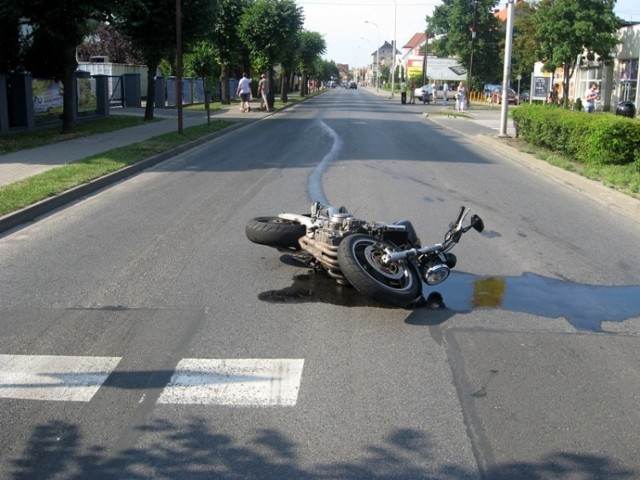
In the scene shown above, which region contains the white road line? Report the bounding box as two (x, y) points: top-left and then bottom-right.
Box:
(0, 354), (121, 402)
(471, 119), (516, 135)
(157, 358), (305, 406)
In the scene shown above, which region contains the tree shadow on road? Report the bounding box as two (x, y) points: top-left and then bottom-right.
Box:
(8, 418), (636, 480)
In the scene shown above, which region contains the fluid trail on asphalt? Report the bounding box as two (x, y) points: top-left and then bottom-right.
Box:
(306, 118), (342, 206)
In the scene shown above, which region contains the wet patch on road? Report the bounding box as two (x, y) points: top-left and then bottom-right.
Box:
(258, 265), (640, 332)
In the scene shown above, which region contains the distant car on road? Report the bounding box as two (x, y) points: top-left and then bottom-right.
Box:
(414, 84), (433, 103)
(349, 81), (357, 90)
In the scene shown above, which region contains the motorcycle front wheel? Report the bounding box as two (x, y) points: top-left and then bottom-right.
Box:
(337, 234), (421, 307)
(245, 216), (306, 250)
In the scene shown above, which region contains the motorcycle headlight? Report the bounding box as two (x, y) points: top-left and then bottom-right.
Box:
(423, 264), (450, 285)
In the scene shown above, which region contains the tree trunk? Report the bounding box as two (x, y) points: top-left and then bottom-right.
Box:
(220, 64), (230, 104)
(267, 67), (275, 110)
(300, 73), (307, 97)
(144, 63), (157, 121)
(60, 43), (77, 134)
(562, 65), (570, 109)
(280, 68), (289, 103)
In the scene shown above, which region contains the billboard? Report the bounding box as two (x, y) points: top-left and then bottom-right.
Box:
(405, 57), (467, 81)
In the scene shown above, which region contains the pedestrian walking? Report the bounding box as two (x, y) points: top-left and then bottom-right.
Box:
(236, 72), (252, 113)
(442, 82), (449, 105)
(258, 73), (270, 112)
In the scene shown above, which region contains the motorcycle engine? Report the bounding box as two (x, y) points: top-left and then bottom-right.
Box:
(314, 213), (365, 245)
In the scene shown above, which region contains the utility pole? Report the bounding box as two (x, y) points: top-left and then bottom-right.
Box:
(176, 0), (183, 134)
(467, 0), (478, 107)
(391, 0), (397, 97)
(499, 0), (515, 136)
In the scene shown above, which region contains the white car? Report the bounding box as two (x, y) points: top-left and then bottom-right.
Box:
(434, 84), (457, 100)
(414, 84), (433, 103)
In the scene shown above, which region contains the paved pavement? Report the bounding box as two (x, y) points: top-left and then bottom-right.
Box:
(0, 104), (271, 188)
(1, 87), (638, 234)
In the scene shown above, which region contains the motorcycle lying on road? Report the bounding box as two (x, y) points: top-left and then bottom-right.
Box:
(246, 202), (484, 308)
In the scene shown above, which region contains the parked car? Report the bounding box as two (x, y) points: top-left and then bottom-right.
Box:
(519, 90), (530, 103)
(434, 84), (457, 100)
(490, 86), (519, 105)
(414, 84), (433, 103)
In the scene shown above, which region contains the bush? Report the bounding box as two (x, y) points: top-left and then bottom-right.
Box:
(511, 105), (640, 166)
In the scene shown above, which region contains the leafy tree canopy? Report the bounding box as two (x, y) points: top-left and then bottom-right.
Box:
(77, 22), (143, 64)
(239, 0), (304, 72)
(428, 0), (503, 89)
(534, 0), (620, 105)
(0, 0), (24, 73)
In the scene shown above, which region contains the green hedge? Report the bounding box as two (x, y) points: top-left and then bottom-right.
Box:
(512, 105), (640, 166)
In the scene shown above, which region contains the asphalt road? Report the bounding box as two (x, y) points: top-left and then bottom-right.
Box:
(0, 88), (639, 480)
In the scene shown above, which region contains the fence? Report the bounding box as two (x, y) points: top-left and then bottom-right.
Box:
(1, 72), (213, 135)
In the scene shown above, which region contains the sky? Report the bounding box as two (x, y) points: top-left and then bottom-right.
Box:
(300, 0), (640, 69)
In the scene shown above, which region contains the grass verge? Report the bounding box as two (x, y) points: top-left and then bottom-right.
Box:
(0, 116), (150, 155)
(0, 120), (234, 216)
(505, 137), (640, 199)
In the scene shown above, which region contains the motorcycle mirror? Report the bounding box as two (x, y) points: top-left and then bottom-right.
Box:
(470, 215), (484, 232)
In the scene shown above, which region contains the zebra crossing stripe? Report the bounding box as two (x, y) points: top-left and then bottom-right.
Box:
(0, 354), (122, 402)
(0, 356), (305, 406)
(157, 358), (305, 406)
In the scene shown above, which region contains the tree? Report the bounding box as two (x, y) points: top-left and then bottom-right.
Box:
(296, 30), (326, 97)
(534, 0), (620, 107)
(20, 0), (112, 133)
(113, 0), (216, 121)
(77, 22), (143, 64)
(512, 1), (538, 89)
(319, 59), (339, 83)
(0, 0), (23, 74)
(184, 41), (220, 123)
(239, 0), (304, 107)
(428, 0), (503, 91)
(207, 0), (248, 104)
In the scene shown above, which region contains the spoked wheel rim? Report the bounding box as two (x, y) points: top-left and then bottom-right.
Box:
(361, 242), (407, 283)
(339, 234), (420, 298)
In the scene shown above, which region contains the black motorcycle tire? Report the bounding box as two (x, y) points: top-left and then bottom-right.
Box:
(337, 234), (421, 307)
(245, 216), (306, 250)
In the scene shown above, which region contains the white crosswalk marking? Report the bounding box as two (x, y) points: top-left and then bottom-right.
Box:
(157, 358), (305, 406)
(0, 355), (306, 406)
(0, 354), (121, 402)
(470, 118), (517, 136)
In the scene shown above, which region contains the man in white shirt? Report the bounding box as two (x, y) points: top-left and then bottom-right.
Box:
(584, 83), (599, 113)
(236, 73), (252, 113)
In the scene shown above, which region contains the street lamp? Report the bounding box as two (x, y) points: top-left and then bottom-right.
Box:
(365, 20), (380, 91)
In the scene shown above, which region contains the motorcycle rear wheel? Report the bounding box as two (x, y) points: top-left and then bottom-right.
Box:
(245, 216), (306, 250)
(337, 234), (421, 307)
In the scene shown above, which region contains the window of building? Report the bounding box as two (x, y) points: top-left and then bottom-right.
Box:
(577, 64), (603, 100)
(619, 58), (638, 102)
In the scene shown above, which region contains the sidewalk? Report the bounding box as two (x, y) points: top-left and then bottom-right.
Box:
(0, 104), (270, 188)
